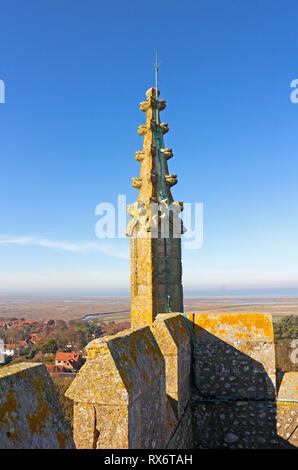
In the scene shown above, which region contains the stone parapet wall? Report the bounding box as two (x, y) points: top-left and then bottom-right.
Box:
(166, 403), (193, 449)
(0, 313), (297, 449)
(152, 313), (191, 419)
(188, 313), (298, 449)
(66, 314), (192, 449)
(276, 373), (298, 446)
(66, 326), (167, 448)
(66, 311), (297, 449)
(189, 313), (276, 398)
(0, 363), (74, 449)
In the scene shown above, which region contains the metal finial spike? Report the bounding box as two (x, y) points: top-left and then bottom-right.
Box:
(153, 53), (161, 99)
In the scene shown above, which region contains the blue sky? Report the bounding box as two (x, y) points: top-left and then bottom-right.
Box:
(0, 0), (297, 296)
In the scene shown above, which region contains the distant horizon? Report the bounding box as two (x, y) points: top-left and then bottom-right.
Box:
(0, 285), (297, 299)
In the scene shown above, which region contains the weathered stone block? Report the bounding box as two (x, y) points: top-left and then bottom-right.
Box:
(72, 403), (96, 449)
(152, 313), (191, 419)
(0, 362), (74, 449)
(153, 284), (183, 315)
(276, 372), (298, 446)
(276, 401), (298, 446)
(191, 393), (294, 449)
(189, 313), (276, 399)
(155, 238), (181, 259)
(278, 372), (298, 400)
(66, 327), (168, 449)
(166, 403), (193, 449)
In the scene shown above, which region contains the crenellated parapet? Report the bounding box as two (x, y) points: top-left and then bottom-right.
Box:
(188, 313), (298, 449)
(64, 312), (298, 449)
(0, 317), (297, 449)
(65, 314), (192, 449)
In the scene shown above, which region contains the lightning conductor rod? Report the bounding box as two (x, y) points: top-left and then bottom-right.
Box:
(154, 53), (160, 125)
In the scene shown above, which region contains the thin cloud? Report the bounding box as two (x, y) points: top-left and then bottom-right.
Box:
(0, 235), (129, 259)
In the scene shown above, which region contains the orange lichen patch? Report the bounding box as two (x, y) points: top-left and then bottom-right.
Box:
(278, 372), (298, 400)
(0, 362), (74, 449)
(0, 384), (18, 441)
(0, 384), (17, 422)
(188, 312), (276, 399)
(189, 313), (274, 342)
(26, 395), (49, 434)
(32, 376), (44, 394)
(57, 432), (66, 449)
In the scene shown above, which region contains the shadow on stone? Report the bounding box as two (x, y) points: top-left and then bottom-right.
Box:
(189, 323), (296, 449)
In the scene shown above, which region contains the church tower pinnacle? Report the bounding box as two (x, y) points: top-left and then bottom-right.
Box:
(126, 70), (184, 328)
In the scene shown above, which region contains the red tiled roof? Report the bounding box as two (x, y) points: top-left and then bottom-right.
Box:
(55, 352), (80, 362)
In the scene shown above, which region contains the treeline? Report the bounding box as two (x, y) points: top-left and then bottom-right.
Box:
(273, 315), (298, 342)
(39, 319), (130, 349)
(0, 319), (101, 349)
